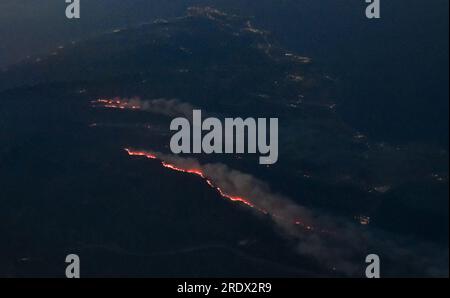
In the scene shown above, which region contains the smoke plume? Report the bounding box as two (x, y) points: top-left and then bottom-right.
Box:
(126, 149), (449, 276)
(93, 97), (195, 118)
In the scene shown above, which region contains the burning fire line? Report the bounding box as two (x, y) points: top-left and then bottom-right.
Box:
(92, 97), (319, 233)
(92, 98), (338, 237)
(124, 148), (258, 209)
(124, 148), (315, 231)
(91, 98), (141, 110)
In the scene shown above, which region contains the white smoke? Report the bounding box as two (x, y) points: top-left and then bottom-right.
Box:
(129, 150), (449, 276)
(124, 97), (195, 118)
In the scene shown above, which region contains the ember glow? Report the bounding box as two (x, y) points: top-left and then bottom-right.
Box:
(125, 148), (257, 209)
(124, 148), (315, 231)
(91, 97), (195, 118)
(162, 161), (258, 209)
(91, 98), (141, 110)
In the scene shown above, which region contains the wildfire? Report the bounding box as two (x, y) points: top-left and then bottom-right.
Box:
(91, 98), (141, 110)
(124, 148), (316, 231)
(163, 161), (258, 209)
(125, 148), (258, 209)
(125, 148), (158, 160)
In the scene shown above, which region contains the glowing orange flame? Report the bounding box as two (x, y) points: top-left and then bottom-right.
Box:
(160, 160), (257, 209)
(125, 148), (157, 160)
(92, 98), (141, 110)
(124, 148), (317, 231)
(126, 148), (258, 209)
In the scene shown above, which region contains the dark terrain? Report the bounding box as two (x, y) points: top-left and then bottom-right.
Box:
(0, 7), (448, 277)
